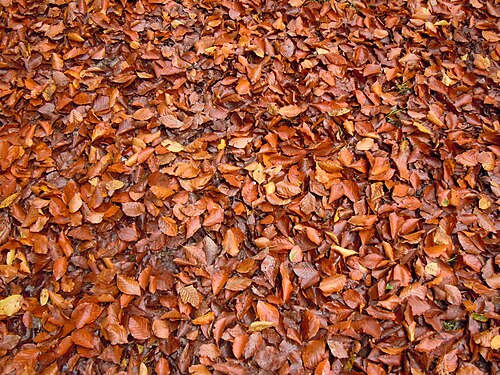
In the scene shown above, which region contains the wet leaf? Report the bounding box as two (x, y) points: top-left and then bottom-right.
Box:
(71, 303), (103, 329)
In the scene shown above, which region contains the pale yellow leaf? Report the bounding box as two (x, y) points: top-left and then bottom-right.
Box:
(40, 289), (49, 306)
(161, 139), (184, 153)
(0, 294), (23, 316)
(491, 335), (500, 350)
(329, 107), (350, 116)
(248, 321), (274, 332)
(252, 163), (266, 184)
(331, 245), (357, 258)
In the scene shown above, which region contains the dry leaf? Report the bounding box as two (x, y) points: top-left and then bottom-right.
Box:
(0, 295), (23, 316)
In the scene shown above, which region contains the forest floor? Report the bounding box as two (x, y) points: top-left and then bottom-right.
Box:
(0, 0), (499, 374)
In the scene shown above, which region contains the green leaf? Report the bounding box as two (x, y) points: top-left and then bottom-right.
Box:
(471, 313), (488, 322)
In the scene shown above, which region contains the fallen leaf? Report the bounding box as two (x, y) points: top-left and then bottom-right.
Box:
(0, 295), (23, 316)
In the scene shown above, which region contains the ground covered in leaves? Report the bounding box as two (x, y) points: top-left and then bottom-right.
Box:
(0, 0), (499, 374)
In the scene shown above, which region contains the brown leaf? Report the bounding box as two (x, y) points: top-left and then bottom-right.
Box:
(319, 274), (347, 295)
(122, 202), (146, 217)
(117, 274), (141, 296)
(179, 284), (201, 307)
(159, 114), (184, 128)
(71, 303), (103, 329)
(222, 227), (244, 256)
(256, 301), (280, 325)
(128, 315), (151, 340)
(278, 105), (306, 118)
(302, 340), (326, 369)
(132, 107), (154, 121)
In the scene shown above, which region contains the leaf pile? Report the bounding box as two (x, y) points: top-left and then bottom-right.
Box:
(0, 0), (499, 374)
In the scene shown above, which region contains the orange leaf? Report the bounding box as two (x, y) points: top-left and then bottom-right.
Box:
(179, 284), (201, 307)
(192, 311), (215, 325)
(319, 275), (347, 295)
(132, 107), (154, 121)
(53, 257), (68, 281)
(152, 319), (170, 339)
(122, 202), (145, 217)
(278, 104), (306, 118)
(117, 274), (141, 296)
(128, 315), (151, 340)
(71, 303), (103, 329)
(225, 277), (252, 292)
(256, 301), (280, 325)
(222, 227), (244, 256)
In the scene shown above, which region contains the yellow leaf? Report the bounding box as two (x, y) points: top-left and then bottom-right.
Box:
(0, 192), (20, 209)
(161, 139), (184, 153)
(264, 182), (275, 195)
(479, 197), (491, 210)
(316, 48), (330, 55)
(491, 335), (500, 350)
(413, 121), (432, 135)
(434, 20), (449, 26)
(130, 41), (141, 50)
(441, 72), (455, 87)
(248, 321), (274, 332)
(0, 294), (23, 316)
(204, 46), (216, 55)
(217, 139), (226, 150)
(40, 288), (49, 306)
(139, 363), (148, 375)
(331, 245), (357, 258)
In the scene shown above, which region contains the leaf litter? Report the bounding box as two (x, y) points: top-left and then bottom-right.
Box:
(0, 0), (498, 374)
